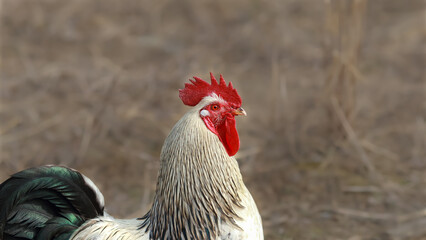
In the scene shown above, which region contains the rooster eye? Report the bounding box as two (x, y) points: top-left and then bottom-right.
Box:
(210, 104), (220, 111)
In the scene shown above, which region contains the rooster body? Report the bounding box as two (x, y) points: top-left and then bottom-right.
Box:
(0, 74), (263, 240)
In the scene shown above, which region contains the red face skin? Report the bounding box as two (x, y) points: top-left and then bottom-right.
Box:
(200, 102), (245, 157)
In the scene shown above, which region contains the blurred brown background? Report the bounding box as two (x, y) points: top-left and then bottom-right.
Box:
(0, 0), (425, 239)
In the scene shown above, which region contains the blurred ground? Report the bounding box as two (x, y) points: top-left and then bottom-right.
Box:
(0, 0), (425, 239)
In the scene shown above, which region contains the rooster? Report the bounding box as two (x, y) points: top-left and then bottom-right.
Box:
(0, 73), (263, 240)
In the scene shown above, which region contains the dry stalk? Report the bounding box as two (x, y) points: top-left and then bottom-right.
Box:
(411, 117), (426, 164)
(342, 185), (382, 193)
(76, 76), (118, 162)
(331, 97), (383, 186)
(268, 56), (288, 131)
(0, 113), (66, 144)
(323, 0), (367, 138)
(386, 217), (426, 240)
(0, 0), (2, 69)
(360, 140), (399, 161)
(267, 56), (298, 158)
(319, 206), (426, 239)
(330, 207), (394, 221)
(0, 117), (21, 135)
(323, 206), (426, 223)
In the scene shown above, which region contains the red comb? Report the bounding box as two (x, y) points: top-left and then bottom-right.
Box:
(179, 73), (242, 107)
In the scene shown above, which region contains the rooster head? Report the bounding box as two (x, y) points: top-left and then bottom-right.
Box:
(179, 73), (246, 156)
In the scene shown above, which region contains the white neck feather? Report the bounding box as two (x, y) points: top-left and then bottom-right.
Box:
(140, 107), (245, 239)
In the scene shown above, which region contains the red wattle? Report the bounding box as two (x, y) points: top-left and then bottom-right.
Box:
(216, 116), (240, 156)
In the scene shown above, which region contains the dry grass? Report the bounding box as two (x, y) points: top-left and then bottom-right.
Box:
(1, 0), (425, 239)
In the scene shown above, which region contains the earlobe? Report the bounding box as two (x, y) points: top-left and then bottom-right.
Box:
(200, 109), (210, 117)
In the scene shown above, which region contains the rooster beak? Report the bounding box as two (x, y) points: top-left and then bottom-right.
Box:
(233, 107), (247, 116)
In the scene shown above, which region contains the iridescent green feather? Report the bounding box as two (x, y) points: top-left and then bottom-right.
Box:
(0, 166), (104, 240)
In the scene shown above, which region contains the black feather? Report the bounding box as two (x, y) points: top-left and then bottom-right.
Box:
(0, 166), (104, 240)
